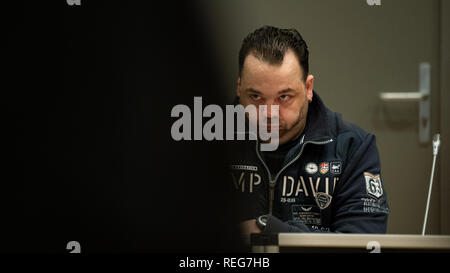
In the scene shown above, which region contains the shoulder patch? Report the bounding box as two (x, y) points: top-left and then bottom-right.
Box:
(364, 172), (383, 198)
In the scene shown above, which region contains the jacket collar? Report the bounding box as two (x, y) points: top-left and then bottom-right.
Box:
(302, 90), (333, 142)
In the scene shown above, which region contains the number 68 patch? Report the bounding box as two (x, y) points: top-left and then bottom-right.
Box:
(364, 172), (383, 198)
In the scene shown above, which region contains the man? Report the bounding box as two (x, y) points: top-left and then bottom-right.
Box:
(230, 26), (389, 235)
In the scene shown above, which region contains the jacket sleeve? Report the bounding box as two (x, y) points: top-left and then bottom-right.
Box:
(264, 133), (390, 233)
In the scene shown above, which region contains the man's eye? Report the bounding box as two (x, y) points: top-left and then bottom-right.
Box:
(279, 95), (290, 101)
(250, 94), (261, 101)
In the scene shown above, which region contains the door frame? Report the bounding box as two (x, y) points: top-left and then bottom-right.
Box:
(439, 0), (450, 235)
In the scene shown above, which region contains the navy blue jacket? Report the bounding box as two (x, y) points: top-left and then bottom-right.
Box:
(229, 92), (389, 233)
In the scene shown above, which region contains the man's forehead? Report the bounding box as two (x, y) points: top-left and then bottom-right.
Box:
(240, 52), (303, 94)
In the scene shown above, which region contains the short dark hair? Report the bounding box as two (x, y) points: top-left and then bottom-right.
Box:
(238, 26), (309, 81)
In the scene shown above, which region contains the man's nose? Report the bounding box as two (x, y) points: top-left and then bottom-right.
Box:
(261, 104), (279, 120)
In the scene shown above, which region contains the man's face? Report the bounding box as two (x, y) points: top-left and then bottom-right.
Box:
(238, 49), (314, 145)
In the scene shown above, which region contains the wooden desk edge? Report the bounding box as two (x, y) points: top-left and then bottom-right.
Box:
(277, 233), (450, 249)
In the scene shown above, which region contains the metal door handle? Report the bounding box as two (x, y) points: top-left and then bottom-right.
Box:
(379, 63), (431, 143)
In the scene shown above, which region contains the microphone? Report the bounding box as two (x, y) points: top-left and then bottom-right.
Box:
(433, 134), (441, 156)
(422, 134), (441, 235)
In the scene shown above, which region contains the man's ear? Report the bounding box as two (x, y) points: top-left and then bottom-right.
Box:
(237, 77), (241, 97)
(305, 75), (314, 102)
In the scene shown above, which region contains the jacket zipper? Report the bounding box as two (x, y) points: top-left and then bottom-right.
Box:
(255, 138), (333, 215)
